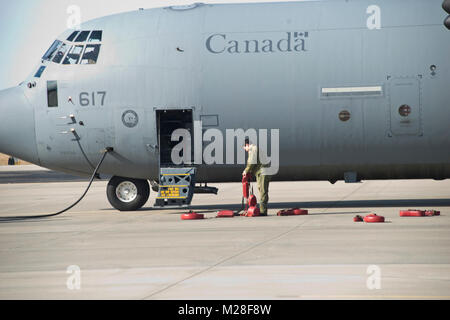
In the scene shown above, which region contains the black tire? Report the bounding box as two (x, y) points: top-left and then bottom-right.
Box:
(106, 176), (150, 211)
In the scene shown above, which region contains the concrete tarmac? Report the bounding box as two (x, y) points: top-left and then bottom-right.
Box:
(0, 166), (449, 299)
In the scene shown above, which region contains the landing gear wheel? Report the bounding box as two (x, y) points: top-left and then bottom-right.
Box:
(107, 176), (150, 211)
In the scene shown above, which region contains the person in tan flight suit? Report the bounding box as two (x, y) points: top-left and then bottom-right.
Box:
(242, 138), (271, 216)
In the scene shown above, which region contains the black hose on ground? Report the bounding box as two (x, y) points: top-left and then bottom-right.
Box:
(0, 147), (112, 222)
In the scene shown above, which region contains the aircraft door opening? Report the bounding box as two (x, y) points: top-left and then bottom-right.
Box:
(156, 109), (194, 167)
(388, 77), (422, 136)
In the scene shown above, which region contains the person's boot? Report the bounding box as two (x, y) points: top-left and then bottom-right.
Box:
(259, 204), (268, 216)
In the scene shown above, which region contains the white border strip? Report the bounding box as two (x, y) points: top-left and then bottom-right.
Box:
(321, 86), (383, 94)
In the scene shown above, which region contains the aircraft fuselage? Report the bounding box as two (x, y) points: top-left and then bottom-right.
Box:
(1, 0), (450, 186)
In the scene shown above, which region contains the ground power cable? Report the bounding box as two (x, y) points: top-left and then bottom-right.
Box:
(0, 147), (113, 222)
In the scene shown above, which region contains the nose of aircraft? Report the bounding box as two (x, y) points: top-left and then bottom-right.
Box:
(0, 86), (40, 165)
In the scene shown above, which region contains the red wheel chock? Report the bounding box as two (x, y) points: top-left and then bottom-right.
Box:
(425, 210), (440, 216)
(277, 208), (308, 216)
(181, 211), (204, 220)
(292, 208), (308, 215)
(400, 209), (440, 217)
(245, 206), (260, 217)
(399, 210), (425, 217)
(216, 210), (235, 218)
(353, 215), (364, 222)
(363, 213), (385, 223)
(277, 209), (292, 216)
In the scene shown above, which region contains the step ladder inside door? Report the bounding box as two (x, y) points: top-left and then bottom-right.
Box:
(154, 167), (197, 207)
(154, 109), (197, 208)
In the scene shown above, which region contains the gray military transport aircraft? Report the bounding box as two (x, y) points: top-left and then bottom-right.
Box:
(0, 0), (449, 212)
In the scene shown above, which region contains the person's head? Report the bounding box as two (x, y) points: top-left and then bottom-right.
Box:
(243, 138), (250, 152)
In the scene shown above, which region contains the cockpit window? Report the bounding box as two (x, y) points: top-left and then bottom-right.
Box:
(74, 31), (90, 42)
(62, 45), (84, 64)
(43, 30), (102, 65)
(34, 66), (46, 78)
(66, 31), (79, 42)
(88, 30), (102, 42)
(42, 40), (62, 61)
(80, 44), (101, 64)
(52, 43), (69, 63)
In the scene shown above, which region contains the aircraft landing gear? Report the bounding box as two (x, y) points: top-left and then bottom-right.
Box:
(106, 176), (150, 211)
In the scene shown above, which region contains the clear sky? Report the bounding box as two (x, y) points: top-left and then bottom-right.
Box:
(0, 0), (304, 90)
